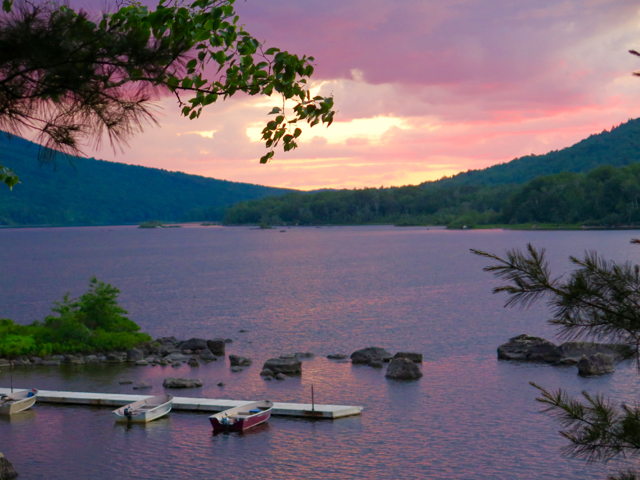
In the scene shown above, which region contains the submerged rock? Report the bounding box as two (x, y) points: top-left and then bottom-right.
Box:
(295, 352), (314, 359)
(162, 378), (203, 388)
(119, 379), (133, 385)
(577, 353), (616, 376)
(263, 358), (302, 376)
(230, 366), (243, 373)
(385, 358), (423, 380)
(133, 381), (152, 390)
(327, 354), (348, 360)
(350, 347), (393, 365)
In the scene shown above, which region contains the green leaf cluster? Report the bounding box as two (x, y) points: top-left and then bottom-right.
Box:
(0, 277), (150, 357)
(0, 0), (336, 187)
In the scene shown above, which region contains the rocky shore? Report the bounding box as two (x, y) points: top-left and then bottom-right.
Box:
(0, 338), (425, 381)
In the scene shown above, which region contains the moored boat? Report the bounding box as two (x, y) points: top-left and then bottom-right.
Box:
(0, 389), (38, 415)
(209, 400), (274, 433)
(113, 394), (173, 423)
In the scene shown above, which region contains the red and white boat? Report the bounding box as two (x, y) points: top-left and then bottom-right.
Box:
(209, 400), (273, 433)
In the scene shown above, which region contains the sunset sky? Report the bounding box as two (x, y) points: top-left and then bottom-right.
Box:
(91, 0), (640, 190)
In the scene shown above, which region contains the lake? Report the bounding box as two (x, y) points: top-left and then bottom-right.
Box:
(1, 225), (638, 479)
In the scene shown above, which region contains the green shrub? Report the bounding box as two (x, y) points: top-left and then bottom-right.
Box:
(0, 278), (150, 357)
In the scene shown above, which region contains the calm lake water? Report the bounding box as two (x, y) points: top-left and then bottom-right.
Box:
(1, 225), (639, 479)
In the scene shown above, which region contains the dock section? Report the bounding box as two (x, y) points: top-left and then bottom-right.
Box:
(0, 388), (362, 419)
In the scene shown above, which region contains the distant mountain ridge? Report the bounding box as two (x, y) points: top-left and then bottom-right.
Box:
(0, 134), (292, 226)
(430, 118), (640, 187)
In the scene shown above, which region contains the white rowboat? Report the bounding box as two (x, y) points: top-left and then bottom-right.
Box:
(0, 389), (38, 415)
(113, 394), (173, 423)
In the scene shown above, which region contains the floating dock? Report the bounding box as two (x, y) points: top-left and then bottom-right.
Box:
(0, 388), (362, 419)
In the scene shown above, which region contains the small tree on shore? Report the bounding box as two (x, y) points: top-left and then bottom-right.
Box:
(472, 242), (640, 480)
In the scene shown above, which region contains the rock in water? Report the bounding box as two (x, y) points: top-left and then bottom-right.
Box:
(577, 353), (615, 376)
(393, 352), (423, 363)
(385, 358), (423, 380)
(275, 373), (287, 381)
(162, 378), (203, 388)
(260, 369), (274, 377)
(262, 358), (302, 376)
(559, 342), (630, 365)
(135, 360), (148, 366)
(350, 347), (393, 365)
(187, 357), (199, 367)
(0, 452), (19, 480)
(497, 334), (561, 363)
(295, 352), (314, 359)
(229, 355), (252, 367)
(207, 339), (226, 356)
(327, 354), (348, 360)
(133, 381), (152, 390)
(179, 338), (208, 351)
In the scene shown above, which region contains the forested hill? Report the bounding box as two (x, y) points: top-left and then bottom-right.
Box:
(432, 118), (640, 186)
(0, 134), (292, 226)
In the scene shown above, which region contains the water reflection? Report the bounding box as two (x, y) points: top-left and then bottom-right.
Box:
(2, 227), (638, 478)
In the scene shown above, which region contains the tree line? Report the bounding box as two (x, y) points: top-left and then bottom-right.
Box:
(223, 163), (640, 228)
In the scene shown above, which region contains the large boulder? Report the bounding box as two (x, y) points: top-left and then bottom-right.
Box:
(577, 353), (616, 376)
(393, 352), (423, 363)
(350, 347), (393, 365)
(385, 358), (423, 380)
(559, 342), (630, 365)
(263, 357), (302, 376)
(178, 338), (208, 352)
(157, 336), (178, 345)
(497, 334), (562, 363)
(229, 355), (252, 367)
(127, 349), (144, 362)
(207, 339), (226, 356)
(0, 452), (19, 480)
(162, 378), (203, 388)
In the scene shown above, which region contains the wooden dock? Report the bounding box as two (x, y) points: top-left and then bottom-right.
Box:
(0, 388), (362, 419)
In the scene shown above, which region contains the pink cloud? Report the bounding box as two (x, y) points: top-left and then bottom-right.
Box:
(45, 0), (640, 190)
